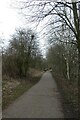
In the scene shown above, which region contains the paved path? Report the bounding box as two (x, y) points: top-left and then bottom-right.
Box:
(3, 71), (64, 118)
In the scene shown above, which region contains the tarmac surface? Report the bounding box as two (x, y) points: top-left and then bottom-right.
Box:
(3, 71), (64, 118)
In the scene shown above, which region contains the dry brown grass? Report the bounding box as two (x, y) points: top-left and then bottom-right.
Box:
(52, 72), (78, 118)
(2, 68), (43, 110)
(28, 68), (43, 77)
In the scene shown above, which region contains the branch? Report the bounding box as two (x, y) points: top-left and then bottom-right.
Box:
(57, 2), (73, 10)
(56, 12), (77, 37)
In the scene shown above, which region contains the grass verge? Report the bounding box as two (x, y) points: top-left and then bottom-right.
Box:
(2, 74), (42, 110)
(52, 72), (78, 118)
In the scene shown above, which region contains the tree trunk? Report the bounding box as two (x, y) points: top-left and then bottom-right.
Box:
(66, 58), (70, 80)
(78, 2), (80, 118)
(78, 42), (80, 118)
(72, 2), (80, 117)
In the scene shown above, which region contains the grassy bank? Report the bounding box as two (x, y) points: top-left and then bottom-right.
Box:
(2, 70), (43, 110)
(52, 72), (78, 118)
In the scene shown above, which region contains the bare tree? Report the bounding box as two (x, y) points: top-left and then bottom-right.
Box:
(19, 0), (80, 117)
(2, 28), (41, 78)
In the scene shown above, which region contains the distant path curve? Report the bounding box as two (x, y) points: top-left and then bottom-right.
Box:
(3, 71), (64, 118)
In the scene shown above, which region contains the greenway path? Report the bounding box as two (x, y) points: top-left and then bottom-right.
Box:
(3, 71), (64, 118)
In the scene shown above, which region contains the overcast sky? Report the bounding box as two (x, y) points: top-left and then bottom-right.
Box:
(0, 0), (25, 41)
(0, 0), (77, 40)
(0, 0), (77, 55)
(0, 0), (50, 56)
(1, 0), (56, 58)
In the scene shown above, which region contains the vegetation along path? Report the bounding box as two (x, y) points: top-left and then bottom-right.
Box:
(3, 71), (64, 118)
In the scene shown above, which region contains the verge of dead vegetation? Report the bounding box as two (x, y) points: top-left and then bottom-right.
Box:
(52, 72), (78, 118)
(2, 69), (43, 110)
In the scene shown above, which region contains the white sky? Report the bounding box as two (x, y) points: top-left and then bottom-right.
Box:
(0, 0), (50, 56)
(0, 0), (24, 42)
(0, 0), (78, 55)
(0, 0), (77, 40)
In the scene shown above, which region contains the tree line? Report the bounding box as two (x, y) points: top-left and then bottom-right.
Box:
(2, 0), (80, 117)
(2, 29), (45, 78)
(20, 0), (80, 85)
(18, 0), (79, 117)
